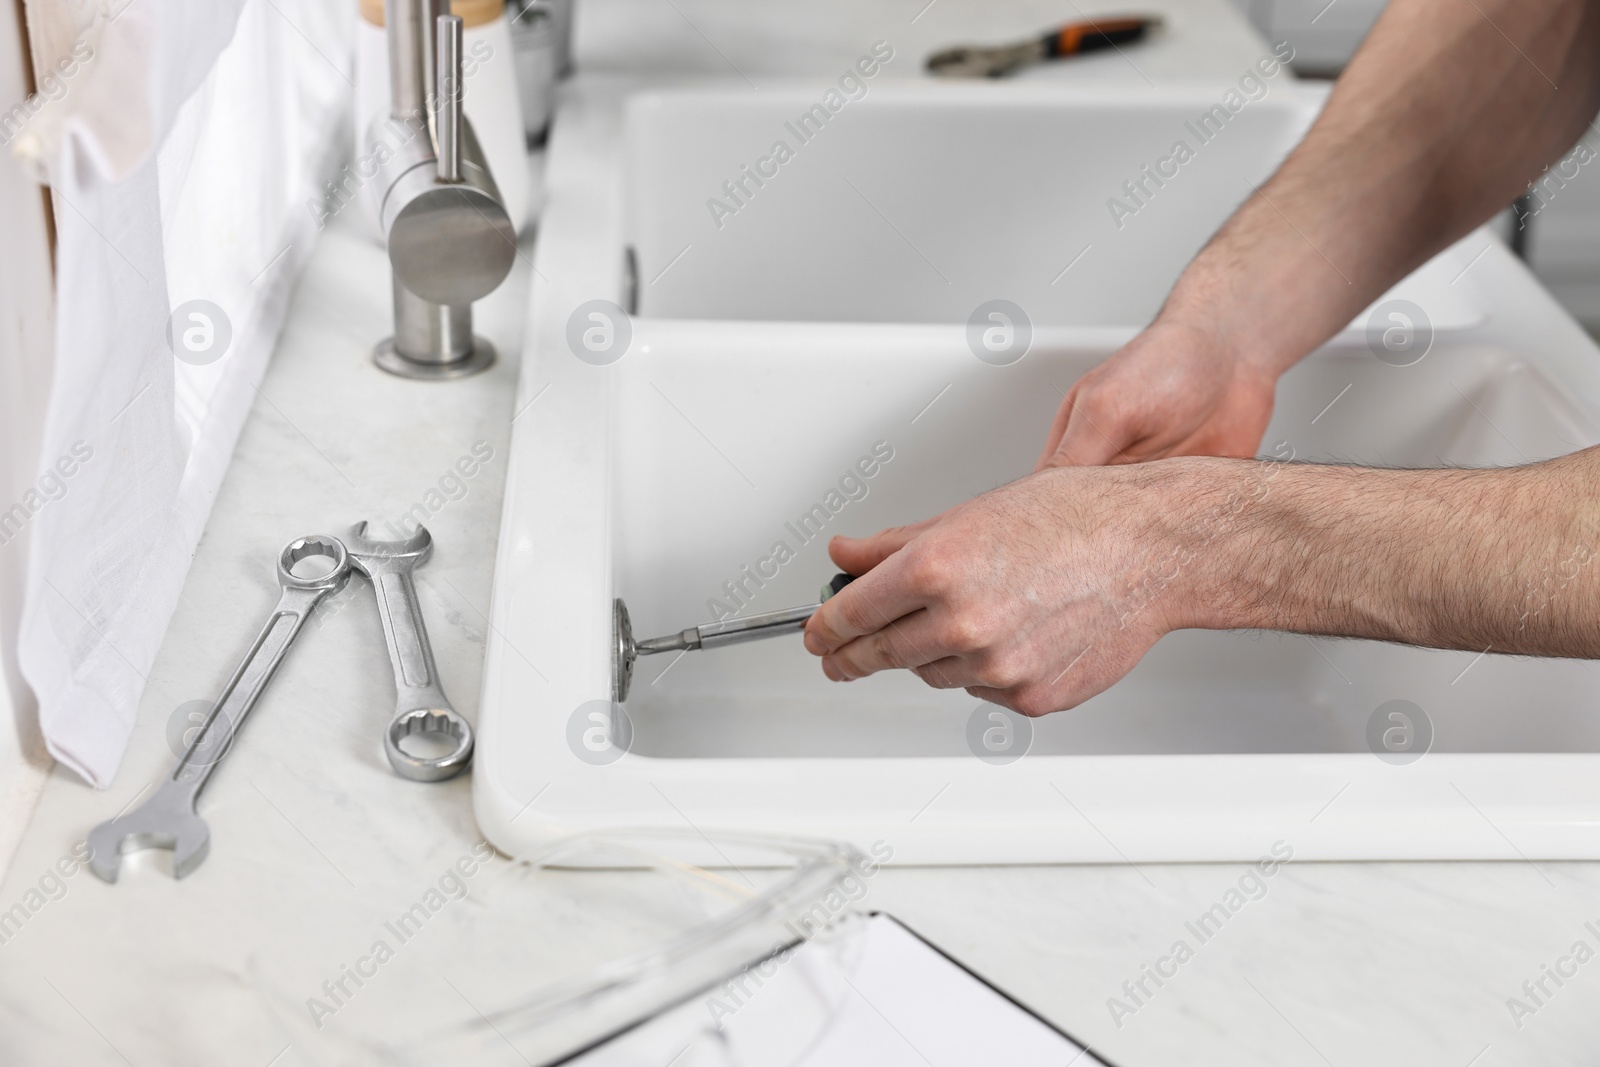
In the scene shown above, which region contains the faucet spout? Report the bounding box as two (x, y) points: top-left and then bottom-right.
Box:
(368, 1), (515, 379)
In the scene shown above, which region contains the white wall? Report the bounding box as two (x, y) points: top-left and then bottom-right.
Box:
(1230, 0), (1388, 75)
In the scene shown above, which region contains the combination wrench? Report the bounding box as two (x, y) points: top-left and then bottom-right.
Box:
(88, 535), (351, 882)
(345, 521), (474, 782)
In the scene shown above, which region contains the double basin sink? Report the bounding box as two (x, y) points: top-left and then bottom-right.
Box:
(476, 80), (1600, 863)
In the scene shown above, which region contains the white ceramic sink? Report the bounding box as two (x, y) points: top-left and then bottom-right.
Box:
(477, 80), (1600, 864)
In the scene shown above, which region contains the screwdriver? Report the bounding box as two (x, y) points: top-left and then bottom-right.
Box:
(636, 573), (856, 654)
(613, 574), (855, 701)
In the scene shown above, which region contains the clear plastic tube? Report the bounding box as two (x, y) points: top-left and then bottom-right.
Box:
(405, 829), (870, 1064)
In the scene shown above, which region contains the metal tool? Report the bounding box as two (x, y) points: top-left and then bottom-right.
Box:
(88, 535), (351, 882)
(346, 521), (474, 781)
(613, 574), (854, 702)
(367, 3), (515, 378)
(927, 15), (1164, 79)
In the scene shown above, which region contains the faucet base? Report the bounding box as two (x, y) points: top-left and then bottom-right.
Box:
(372, 336), (497, 380)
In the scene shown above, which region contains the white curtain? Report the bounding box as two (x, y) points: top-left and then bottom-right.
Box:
(12, 0), (355, 787)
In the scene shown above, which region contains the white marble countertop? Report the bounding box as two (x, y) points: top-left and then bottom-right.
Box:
(3, 2), (1599, 1065)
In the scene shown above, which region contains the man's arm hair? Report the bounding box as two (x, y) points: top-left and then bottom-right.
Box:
(1163, 0), (1600, 379)
(1183, 447), (1600, 657)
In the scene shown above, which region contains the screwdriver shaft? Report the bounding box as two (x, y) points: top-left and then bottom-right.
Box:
(630, 574), (855, 659)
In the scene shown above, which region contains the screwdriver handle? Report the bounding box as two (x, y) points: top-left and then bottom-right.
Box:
(1044, 16), (1161, 57)
(822, 572), (855, 601)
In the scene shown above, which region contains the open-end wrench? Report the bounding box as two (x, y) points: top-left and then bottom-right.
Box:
(346, 521), (474, 782)
(88, 535), (351, 882)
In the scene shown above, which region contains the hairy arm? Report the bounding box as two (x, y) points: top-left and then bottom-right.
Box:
(805, 450), (1600, 715)
(1194, 453), (1600, 658)
(802, 0), (1600, 713)
(1040, 0), (1600, 466)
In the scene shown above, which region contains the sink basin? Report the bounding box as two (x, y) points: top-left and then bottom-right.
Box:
(623, 83), (1483, 331)
(477, 80), (1600, 864)
(616, 334), (1600, 760)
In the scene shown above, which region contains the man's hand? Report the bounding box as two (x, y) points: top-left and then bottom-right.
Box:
(1037, 0), (1600, 471)
(1036, 319), (1278, 469)
(805, 451), (1600, 716)
(804, 0), (1600, 712)
(804, 463), (1208, 716)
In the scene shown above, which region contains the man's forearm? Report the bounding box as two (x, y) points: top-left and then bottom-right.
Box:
(1166, 0), (1600, 377)
(1184, 450), (1600, 657)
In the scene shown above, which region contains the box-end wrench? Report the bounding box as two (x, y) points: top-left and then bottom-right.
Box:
(345, 521), (473, 782)
(88, 535), (351, 882)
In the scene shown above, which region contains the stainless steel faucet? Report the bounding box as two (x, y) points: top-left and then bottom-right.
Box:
(368, 0), (516, 379)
